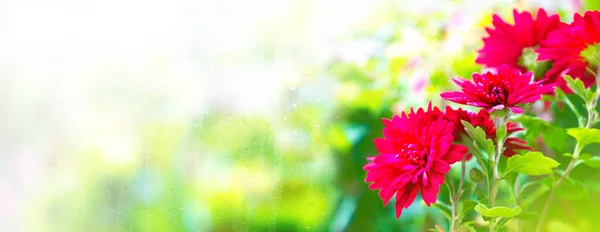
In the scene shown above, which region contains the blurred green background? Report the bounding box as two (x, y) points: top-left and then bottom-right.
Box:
(0, 0), (598, 231)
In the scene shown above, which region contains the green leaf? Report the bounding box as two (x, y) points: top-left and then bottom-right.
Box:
(583, 156), (600, 168)
(497, 217), (511, 227)
(505, 152), (559, 176)
(432, 202), (452, 220)
(473, 188), (488, 204)
(555, 88), (585, 127)
(563, 152), (573, 157)
(457, 200), (477, 220)
(496, 123), (507, 143)
(515, 115), (568, 151)
(542, 94), (556, 102)
(557, 178), (588, 200)
(474, 204), (522, 218)
(460, 221), (478, 232)
(567, 128), (600, 150)
(519, 178), (548, 196)
(544, 126), (569, 151)
(490, 108), (509, 117)
(580, 153), (593, 160)
(480, 140), (496, 159)
(574, 153), (593, 168)
(564, 75), (597, 103)
(462, 120), (487, 144)
(462, 120), (495, 158)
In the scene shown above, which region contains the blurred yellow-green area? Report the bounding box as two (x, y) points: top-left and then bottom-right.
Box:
(1, 0), (599, 231)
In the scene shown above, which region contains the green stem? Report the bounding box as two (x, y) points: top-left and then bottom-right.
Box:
(513, 176), (522, 232)
(535, 144), (581, 232)
(450, 199), (457, 232)
(537, 66), (600, 232)
(458, 158), (466, 200)
(450, 157), (466, 231)
(559, 91), (584, 127)
(445, 174), (456, 231)
(488, 116), (507, 232)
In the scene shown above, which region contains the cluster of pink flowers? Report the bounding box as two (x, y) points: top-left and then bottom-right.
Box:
(478, 9), (600, 91)
(364, 104), (531, 218)
(364, 9), (600, 218)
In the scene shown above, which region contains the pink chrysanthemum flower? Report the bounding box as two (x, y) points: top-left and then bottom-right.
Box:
(442, 107), (532, 157)
(536, 11), (600, 91)
(364, 104), (468, 218)
(477, 9), (564, 72)
(440, 65), (555, 114)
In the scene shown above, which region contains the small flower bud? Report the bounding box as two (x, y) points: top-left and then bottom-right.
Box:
(470, 168), (484, 182)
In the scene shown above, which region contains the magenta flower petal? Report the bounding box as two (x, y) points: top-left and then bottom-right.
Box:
(365, 103), (533, 219)
(441, 106), (531, 158)
(477, 8), (564, 72)
(537, 10), (600, 92)
(440, 65), (555, 114)
(364, 105), (467, 218)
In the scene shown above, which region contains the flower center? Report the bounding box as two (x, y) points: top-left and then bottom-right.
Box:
(518, 47), (539, 71)
(409, 152), (428, 166)
(398, 143), (428, 166)
(581, 43), (600, 67)
(490, 86), (506, 104)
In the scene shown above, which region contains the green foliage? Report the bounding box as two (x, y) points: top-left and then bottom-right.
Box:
(432, 203), (452, 220)
(547, 220), (578, 232)
(505, 152), (559, 176)
(519, 178), (549, 197)
(582, 156), (600, 168)
(586, 0), (600, 10)
(496, 123), (507, 143)
(557, 178), (588, 200)
(579, 153), (593, 160)
(564, 75), (597, 104)
(462, 120), (487, 143)
(462, 120), (495, 159)
(581, 44), (600, 67)
(469, 168), (484, 183)
(516, 212), (540, 221)
(515, 115), (569, 151)
(457, 200), (477, 220)
(567, 128), (600, 150)
(474, 204), (522, 218)
(459, 221), (478, 232)
(327, 125), (352, 152)
(553, 89), (587, 128)
(37, 1), (600, 232)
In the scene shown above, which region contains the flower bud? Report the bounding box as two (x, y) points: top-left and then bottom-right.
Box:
(470, 168), (484, 182)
